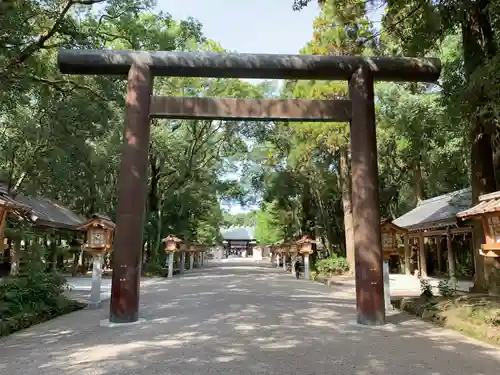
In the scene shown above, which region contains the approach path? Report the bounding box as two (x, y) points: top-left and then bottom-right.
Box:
(0, 258), (499, 375)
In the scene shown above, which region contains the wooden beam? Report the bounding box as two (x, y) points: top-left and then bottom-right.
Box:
(408, 227), (473, 238)
(58, 49), (441, 82)
(150, 96), (352, 122)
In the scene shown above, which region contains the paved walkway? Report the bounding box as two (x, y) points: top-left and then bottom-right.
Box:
(1, 260), (499, 375)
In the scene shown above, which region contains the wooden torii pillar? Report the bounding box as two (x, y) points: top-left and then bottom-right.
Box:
(57, 49), (440, 325)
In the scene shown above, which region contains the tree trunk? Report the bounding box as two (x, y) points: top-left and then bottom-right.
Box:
(461, 0), (498, 292)
(413, 160), (426, 204)
(339, 147), (354, 272)
(71, 251), (79, 277)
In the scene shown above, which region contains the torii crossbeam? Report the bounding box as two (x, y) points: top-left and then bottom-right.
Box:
(57, 49), (440, 326)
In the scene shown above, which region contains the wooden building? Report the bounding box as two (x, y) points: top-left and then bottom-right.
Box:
(0, 183), (86, 275)
(393, 188), (473, 278)
(220, 226), (256, 257)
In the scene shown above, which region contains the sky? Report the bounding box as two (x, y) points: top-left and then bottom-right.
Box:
(157, 0), (321, 55)
(155, 1), (322, 214)
(155, 1), (384, 215)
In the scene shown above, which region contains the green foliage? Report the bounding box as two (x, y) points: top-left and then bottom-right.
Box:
(0, 267), (84, 337)
(142, 262), (167, 277)
(254, 201), (283, 245)
(315, 254), (350, 276)
(438, 280), (456, 297)
(420, 279), (434, 299)
(223, 211), (257, 227)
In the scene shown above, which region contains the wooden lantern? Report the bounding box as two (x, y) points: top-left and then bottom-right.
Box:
(282, 242), (291, 254)
(380, 218), (407, 261)
(457, 191), (500, 257)
(162, 234), (182, 252)
(297, 236), (315, 254)
(78, 214), (116, 255)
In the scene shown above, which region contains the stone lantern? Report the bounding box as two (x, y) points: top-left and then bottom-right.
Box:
(281, 242), (291, 271)
(186, 243), (197, 270)
(457, 191), (500, 295)
(297, 236), (315, 280)
(275, 244), (283, 268)
(195, 243), (206, 268)
(78, 214), (116, 309)
(162, 235), (182, 278)
(379, 218), (407, 310)
(288, 243), (299, 276)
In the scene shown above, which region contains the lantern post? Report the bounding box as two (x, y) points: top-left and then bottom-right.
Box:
(179, 242), (187, 273)
(78, 214), (116, 309)
(297, 236), (315, 280)
(282, 242), (290, 271)
(162, 235), (182, 278)
(380, 218), (407, 311)
(188, 244), (196, 270)
(275, 246), (282, 268)
(289, 243), (299, 276)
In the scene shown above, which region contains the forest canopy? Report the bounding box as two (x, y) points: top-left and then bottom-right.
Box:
(1, 0), (499, 290)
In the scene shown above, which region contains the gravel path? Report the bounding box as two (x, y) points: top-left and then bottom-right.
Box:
(0, 260), (499, 375)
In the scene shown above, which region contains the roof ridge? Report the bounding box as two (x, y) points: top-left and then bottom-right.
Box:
(417, 187), (471, 206)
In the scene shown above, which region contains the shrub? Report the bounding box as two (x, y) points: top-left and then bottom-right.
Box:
(142, 262), (167, 277)
(438, 279), (456, 297)
(420, 279), (434, 298)
(315, 254), (350, 276)
(0, 244), (85, 337)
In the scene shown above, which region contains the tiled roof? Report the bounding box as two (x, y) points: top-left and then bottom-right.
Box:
(220, 226), (255, 241)
(0, 183), (86, 230)
(457, 191), (500, 219)
(393, 188), (472, 231)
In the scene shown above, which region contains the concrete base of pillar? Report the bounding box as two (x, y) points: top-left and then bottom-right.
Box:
(100, 318), (147, 328)
(347, 320), (395, 331)
(88, 300), (104, 309)
(383, 260), (392, 311)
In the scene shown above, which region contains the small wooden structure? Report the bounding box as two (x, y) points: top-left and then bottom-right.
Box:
(457, 191), (500, 258)
(297, 236), (315, 254)
(380, 218), (407, 261)
(78, 214), (116, 255)
(162, 234), (183, 252)
(77, 214), (115, 309)
(297, 236), (315, 280)
(162, 235), (183, 278)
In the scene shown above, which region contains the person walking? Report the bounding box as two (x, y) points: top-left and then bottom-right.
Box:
(294, 259), (301, 280)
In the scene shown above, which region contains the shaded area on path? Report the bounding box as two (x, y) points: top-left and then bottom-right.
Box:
(0, 260), (499, 375)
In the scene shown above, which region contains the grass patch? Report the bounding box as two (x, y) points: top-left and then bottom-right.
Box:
(393, 295), (500, 346)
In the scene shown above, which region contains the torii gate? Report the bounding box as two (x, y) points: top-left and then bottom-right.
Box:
(58, 49), (440, 326)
